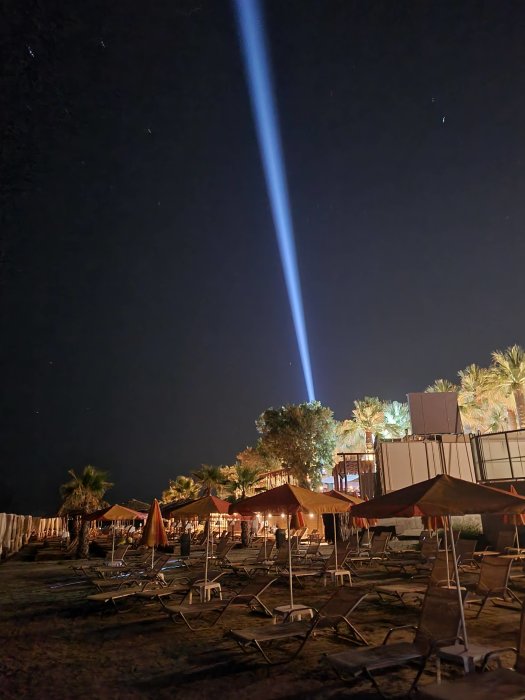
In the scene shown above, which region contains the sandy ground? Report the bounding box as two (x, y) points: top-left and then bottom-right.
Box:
(1, 545), (524, 700)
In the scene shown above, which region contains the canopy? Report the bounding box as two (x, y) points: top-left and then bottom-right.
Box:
(85, 504), (146, 522)
(230, 484), (349, 516)
(325, 490), (376, 533)
(170, 495), (231, 518)
(350, 474), (525, 518)
(327, 490), (364, 506)
(502, 485), (525, 526)
(349, 473), (525, 650)
(231, 484), (348, 610)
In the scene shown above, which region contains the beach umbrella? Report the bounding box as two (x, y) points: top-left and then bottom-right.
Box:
(140, 499), (168, 569)
(169, 496), (230, 589)
(502, 485), (525, 553)
(350, 474), (525, 648)
(231, 484), (348, 609)
(86, 504), (146, 563)
(327, 490), (379, 553)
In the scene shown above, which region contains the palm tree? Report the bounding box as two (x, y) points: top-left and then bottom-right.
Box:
(192, 464), (227, 497)
(458, 364), (491, 432)
(425, 379), (458, 393)
(486, 404), (509, 433)
(225, 464), (265, 547)
(59, 465), (113, 559)
(490, 345), (525, 428)
(352, 397), (385, 453)
(161, 476), (199, 504)
(382, 401), (411, 439)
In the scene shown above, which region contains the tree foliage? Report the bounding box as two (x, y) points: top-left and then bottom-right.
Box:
(225, 463), (264, 500)
(59, 465), (113, 515)
(192, 464), (227, 496)
(352, 396), (386, 451)
(161, 476), (199, 504)
(382, 400), (411, 439)
(425, 378), (458, 393)
(59, 465), (113, 559)
(256, 401), (336, 488)
(490, 345), (525, 428)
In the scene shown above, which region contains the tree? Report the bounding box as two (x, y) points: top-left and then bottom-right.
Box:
(192, 464), (227, 497)
(256, 401), (337, 488)
(458, 364), (493, 433)
(425, 379), (458, 393)
(352, 396), (385, 452)
(59, 465), (113, 559)
(382, 401), (411, 439)
(226, 464), (264, 500)
(225, 464), (265, 547)
(490, 345), (525, 428)
(161, 476), (199, 504)
(333, 419), (366, 457)
(236, 445), (281, 475)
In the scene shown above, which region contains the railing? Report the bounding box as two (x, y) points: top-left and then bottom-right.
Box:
(471, 428), (525, 482)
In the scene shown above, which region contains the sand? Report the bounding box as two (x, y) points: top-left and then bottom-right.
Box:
(0, 547), (523, 699)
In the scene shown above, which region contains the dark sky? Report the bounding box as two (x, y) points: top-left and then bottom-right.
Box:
(2, 1), (525, 515)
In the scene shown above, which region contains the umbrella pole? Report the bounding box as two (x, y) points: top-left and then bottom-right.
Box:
(111, 527), (115, 564)
(448, 515), (468, 649)
(151, 544), (155, 570)
(516, 523), (520, 553)
(204, 516), (210, 590)
(263, 511), (267, 559)
(443, 522), (450, 587)
(333, 513), (338, 579)
(287, 513), (293, 608)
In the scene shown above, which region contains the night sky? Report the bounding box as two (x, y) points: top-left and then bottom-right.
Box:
(2, 1), (525, 515)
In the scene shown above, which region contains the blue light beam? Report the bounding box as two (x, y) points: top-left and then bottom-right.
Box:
(233, 0), (316, 402)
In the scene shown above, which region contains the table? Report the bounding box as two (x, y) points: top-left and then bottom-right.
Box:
(272, 604), (314, 623)
(188, 581), (222, 604)
(436, 642), (500, 682)
(323, 569), (352, 586)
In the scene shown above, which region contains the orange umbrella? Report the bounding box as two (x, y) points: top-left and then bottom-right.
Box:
(170, 496), (231, 589)
(86, 504), (146, 563)
(232, 485), (348, 607)
(327, 490), (378, 529)
(141, 499), (168, 569)
(350, 474), (525, 650)
(502, 485), (525, 551)
(421, 515), (447, 532)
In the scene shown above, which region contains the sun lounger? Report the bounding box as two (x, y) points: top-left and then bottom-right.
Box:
(159, 598), (228, 630)
(215, 577), (278, 618)
(465, 555), (521, 616)
(87, 584), (150, 611)
(226, 587), (368, 664)
(326, 586), (466, 698)
(416, 595), (525, 699)
(375, 551), (457, 606)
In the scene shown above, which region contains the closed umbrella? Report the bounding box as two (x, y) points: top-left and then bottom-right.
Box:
(141, 499), (168, 569)
(231, 484), (348, 610)
(350, 473), (525, 649)
(86, 504), (146, 563)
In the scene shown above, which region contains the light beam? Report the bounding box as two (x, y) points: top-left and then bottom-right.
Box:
(233, 0), (316, 402)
